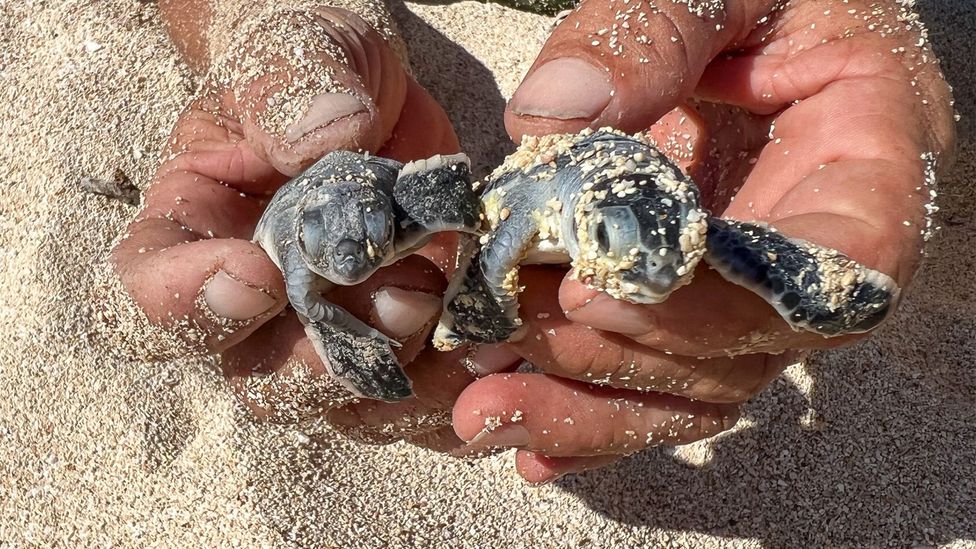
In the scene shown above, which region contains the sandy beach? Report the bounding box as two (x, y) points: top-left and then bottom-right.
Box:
(0, 0), (973, 546)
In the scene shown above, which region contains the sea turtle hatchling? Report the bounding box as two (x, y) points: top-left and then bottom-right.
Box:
(434, 128), (900, 351)
(254, 150), (481, 402)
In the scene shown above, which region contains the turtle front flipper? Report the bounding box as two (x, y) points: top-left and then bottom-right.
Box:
(704, 218), (900, 336)
(283, 248), (412, 402)
(434, 216), (537, 351)
(392, 153), (483, 253)
(301, 317), (412, 402)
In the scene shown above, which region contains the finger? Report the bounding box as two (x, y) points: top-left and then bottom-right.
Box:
(138, 171), (267, 241)
(515, 451), (623, 484)
(224, 255), (447, 422)
(505, 0), (778, 138)
(325, 346), (473, 440)
(223, 7), (409, 176)
(518, 317), (790, 404)
(465, 344), (524, 377)
(154, 91), (287, 196)
(324, 343), (520, 441)
(695, 2), (955, 158)
(111, 94), (290, 356)
(645, 104), (708, 178)
(559, 269), (859, 356)
(414, 232), (461, 276)
(112, 234), (286, 354)
(453, 373), (739, 457)
(505, 267), (788, 400)
(377, 77), (461, 162)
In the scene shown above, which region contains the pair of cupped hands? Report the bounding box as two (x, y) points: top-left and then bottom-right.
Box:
(113, 0), (953, 483)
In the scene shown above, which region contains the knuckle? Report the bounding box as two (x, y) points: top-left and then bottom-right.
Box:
(700, 356), (768, 403)
(585, 413), (638, 454)
(607, 346), (658, 390)
(548, 341), (598, 379)
(687, 360), (747, 403)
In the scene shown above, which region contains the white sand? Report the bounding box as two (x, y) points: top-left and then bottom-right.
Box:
(1, 0), (974, 546)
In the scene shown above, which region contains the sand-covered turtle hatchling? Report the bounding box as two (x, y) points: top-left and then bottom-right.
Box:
(254, 151), (481, 402)
(434, 128), (900, 351)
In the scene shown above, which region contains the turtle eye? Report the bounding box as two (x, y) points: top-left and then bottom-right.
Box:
(595, 221), (610, 252)
(300, 210), (327, 260)
(363, 206), (392, 245)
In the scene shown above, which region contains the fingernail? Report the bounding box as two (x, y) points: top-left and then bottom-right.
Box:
(372, 287), (442, 338)
(566, 294), (649, 335)
(530, 473), (566, 487)
(204, 270), (277, 321)
(466, 344), (522, 376)
(284, 92), (367, 143)
(466, 424), (531, 450)
(510, 58), (612, 120)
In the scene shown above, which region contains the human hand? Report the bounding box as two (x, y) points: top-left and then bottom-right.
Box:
(452, 0), (956, 482)
(111, 1), (483, 447)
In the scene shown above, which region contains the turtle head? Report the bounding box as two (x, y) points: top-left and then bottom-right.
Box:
(298, 182), (396, 285)
(589, 202), (694, 304)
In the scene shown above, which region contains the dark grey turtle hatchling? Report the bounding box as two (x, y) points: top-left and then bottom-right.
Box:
(254, 150), (481, 402)
(434, 128), (900, 351)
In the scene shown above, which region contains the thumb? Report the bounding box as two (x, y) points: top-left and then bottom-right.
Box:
(219, 7), (408, 176)
(505, 0), (777, 139)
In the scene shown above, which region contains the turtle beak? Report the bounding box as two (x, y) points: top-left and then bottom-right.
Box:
(641, 248), (683, 295)
(618, 249), (684, 303)
(335, 238), (365, 264)
(640, 264), (680, 297)
(333, 238), (370, 282)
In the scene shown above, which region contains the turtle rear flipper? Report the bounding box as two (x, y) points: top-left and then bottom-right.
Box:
(704, 218), (900, 336)
(434, 222), (533, 350)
